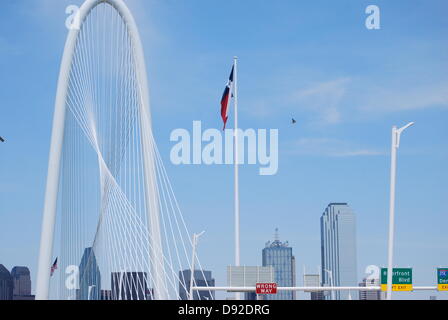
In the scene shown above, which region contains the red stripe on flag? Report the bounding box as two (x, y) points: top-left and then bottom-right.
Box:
(220, 65), (234, 130)
(221, 87), (230, 130)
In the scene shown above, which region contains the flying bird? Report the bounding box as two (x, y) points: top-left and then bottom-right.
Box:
(0, 136), (5, 143)
(291, 118), (297, 124)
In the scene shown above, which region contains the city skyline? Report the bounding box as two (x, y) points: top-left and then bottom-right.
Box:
(0, 0), (447, 300)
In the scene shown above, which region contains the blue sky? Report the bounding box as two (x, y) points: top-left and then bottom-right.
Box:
(0, 0), (447, 299)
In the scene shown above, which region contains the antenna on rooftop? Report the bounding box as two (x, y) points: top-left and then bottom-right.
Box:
(274, 228), (279, 242)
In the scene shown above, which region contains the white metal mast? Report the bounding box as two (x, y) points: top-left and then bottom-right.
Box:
(36, 0), (167, 300)
(233, 56), (241, 300)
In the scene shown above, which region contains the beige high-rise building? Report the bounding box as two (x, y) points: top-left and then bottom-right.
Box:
(358, 278), (385, 300)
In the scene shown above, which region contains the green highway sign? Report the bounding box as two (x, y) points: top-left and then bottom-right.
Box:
(437, 268), (448, 291)
(381, 268), (413, 291)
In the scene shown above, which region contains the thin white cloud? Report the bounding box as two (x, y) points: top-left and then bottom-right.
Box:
(330, 150), (385, 157)
(290, 77), (351, 125)
(289, 137), (385, 157)
(360, 82), (448, 113)
(248, 73), (448, 127)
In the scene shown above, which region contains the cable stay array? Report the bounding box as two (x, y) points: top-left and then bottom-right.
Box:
(45, 1), (211, 300)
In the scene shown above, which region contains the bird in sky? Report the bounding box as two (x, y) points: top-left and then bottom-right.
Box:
(291, 118), (297, 124)
(0, 136), (5, 143)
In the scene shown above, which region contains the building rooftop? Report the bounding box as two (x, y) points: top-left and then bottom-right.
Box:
(11, 266), (30, 276)
(265, 228), (290, 248)
(0, 264), (10, 275)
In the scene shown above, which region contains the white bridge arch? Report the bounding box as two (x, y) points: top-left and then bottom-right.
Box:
(36, 0), (206, 300)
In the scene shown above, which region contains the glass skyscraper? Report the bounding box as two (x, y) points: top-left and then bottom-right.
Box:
(11, 266), (32, 300)
(0, 264), (13, 300)
(78, 247), (101, 300)
(320, 203), (357, 300)
(262, 231), (296, 300)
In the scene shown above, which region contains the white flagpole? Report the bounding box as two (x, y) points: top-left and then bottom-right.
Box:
(233, 56), (241, 300)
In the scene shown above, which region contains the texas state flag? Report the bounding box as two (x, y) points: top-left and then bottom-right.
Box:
(220, 65), (234, 130)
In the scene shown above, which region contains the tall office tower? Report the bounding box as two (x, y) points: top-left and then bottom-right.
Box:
(359, 278), (384, 300)
(244, 292), (258, 300)
(291, 256), (296, 298)
(78, 247), (101, 300)
(320, 203), (357, 300)
(11, 266), (33, 300)
(111, 272), (148, 300)
(179, 270), (215, 300)
(262, 229), (296, 300)
(0, 265), (13, 300)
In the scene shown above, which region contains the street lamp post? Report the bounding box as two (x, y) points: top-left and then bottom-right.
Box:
(189, 231), (205, 300)
(386, 122), (414, 300)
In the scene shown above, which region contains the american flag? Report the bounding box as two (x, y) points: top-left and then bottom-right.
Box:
(50, 258), (58, 277)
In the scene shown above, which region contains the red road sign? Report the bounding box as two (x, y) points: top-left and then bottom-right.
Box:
(256, 283), (277, 294)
